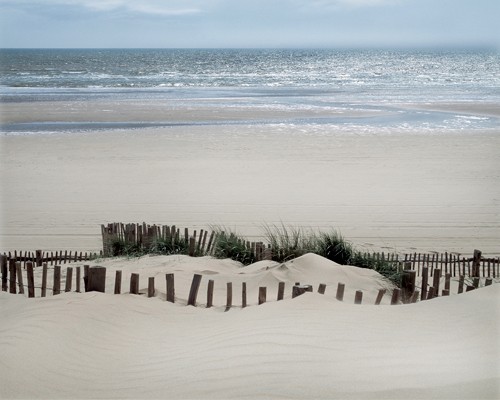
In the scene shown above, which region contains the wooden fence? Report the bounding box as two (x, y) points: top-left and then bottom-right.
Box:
(1, 255), (495, 307)
(1, 249), (101, 268)
(366, 249), (499, 278)
(102, 222), (499, 278)
(101, 222), (270, 260)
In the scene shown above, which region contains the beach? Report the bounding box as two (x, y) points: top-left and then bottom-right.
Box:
(1, 98), (500, 255)
(1, 253), (499, 399)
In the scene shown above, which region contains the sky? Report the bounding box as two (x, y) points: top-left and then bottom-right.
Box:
(0, 0), (499, 48)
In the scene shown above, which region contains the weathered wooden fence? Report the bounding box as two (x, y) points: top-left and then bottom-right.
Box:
(101, 222), (270, 260)
(367, 249), (499, 278)
(1, 250), (101, 268)
(102, 223), (499, 278)
(1, 255), (495, 307)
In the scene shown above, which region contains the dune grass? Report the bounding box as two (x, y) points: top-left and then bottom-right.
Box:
(263, 224), (401, 285)
(210, 226), (256, 265)
(109, 223), (401, 285)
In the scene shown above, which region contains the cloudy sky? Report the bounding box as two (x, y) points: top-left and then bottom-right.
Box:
(0, 0), (498, 48)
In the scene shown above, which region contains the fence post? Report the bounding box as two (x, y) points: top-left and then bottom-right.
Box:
(1, 254), (7, 291)
(36, 250), (43, 267)
(485, 278), (492, 286)
(148, 277), (155, 298)
(242, 282), (247, 308)
(130, 273), (139, 295)
(188, 237), (196, 257)
(207, 279), (214, 308)
(444, 273), (451, 294)
(27, 262), (35, 298)
(374, 288), (386, 305)
(318, 283), (326, 294)
(109, 270), (119, 295)
(16, 262), (24, 295)
(166, 273), (175, 303)
(401, 270), (416, 303)
(458, 275), (465, 294)
(391, 288), (400, 305)
(225, 282), (232, 312)
(426, 286), (435, 300)
(432, 269), (441, 297)
(472, 249), (481, 277)
(41, 263), (48, 297)
(9, 259), (16, 294)
(65, 267), (73, 292)
(53, 265), (61, 295)
(76, 266), (81, 292)
(259, 287), (267, 305)
(421, 267), (428, 301)
(410, 290), (420, 303)
(87, 267), (106, 293)
(336, 283), (345, 301)
(354, 290), (363, 304)
(187, 274), (202, 306)
(277, 282), (285, 300)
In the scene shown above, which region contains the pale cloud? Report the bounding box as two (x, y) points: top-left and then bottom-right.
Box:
(0, 0), (203, 16)
(305, 0), (400, 9)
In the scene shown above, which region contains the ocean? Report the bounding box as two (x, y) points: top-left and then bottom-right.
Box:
(1, 48), (499, 134)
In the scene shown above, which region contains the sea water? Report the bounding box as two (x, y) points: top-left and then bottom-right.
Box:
(1, 48), (499, 134)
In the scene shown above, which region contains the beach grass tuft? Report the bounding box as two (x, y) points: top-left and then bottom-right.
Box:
(211, 226), (256, 265)
(263, 223), (317, 262)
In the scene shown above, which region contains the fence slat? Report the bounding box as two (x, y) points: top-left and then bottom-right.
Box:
(1, 254), (7, 292)
(354, 290), (363, 304)
(318, 283), (326, 295)
(432, 269), (441, 298)
(207, 279), (214, 308)
(225, 282), (232, 311)
(53, 265), (61, 295)
(130, 273), (139, 295)
(27, 262), (35, 298)
(278, 282), (285, 300)
(374, 288), (386, 305)
(242, 282), (247, 308)
(336, 283), (345, 301)
(390, 288), (400, 305)
(148, 277), (155, 298)
(187, 274), (202, 306)
(166, 273), (175, 303)
(65, 267), (73, 292)
(16, 262), (24, 295)
(114, 270), (122, 294)
(258, 287), (267, 305)
(41, 263), (48, 297)
(9, 258), (17, 294)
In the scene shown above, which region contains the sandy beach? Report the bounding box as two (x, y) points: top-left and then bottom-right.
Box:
(1, 99), (499, 255)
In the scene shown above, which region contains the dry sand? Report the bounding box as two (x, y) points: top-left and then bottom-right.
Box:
(1, 123), (499, 255)
(0, 253), (498, 399)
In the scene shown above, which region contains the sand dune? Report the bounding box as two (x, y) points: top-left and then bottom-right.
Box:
(1, 254), (498, 399)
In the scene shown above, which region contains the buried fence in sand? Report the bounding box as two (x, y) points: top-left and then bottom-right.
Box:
(2, 223), (499, 279)
(1, 254), (496, 307)
(1, 222), (498, 306)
